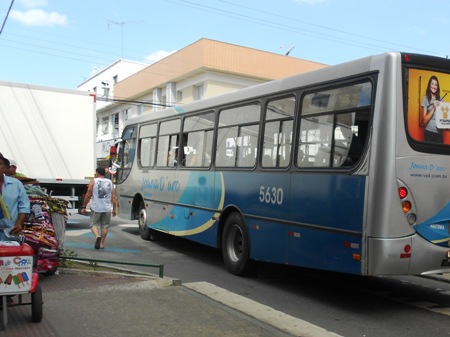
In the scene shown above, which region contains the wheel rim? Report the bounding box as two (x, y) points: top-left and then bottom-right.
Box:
(226, 224), (243, 263)
(139, 207), (147, 231)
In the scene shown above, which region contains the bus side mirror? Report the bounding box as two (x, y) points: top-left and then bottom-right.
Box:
(110, 146), (117, 164)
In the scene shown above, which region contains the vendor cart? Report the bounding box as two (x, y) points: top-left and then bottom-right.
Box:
(22, 193), (68, 275)
(0, 240), (43, 329)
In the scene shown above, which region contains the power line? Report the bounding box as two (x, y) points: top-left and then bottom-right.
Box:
(165, 0), (444, 57)
(98, 95), (172, 108)
(0, 0), (14, 36)
(1, 0), (447, 83)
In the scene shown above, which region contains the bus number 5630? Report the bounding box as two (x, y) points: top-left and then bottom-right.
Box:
(259, 186), (284, 205)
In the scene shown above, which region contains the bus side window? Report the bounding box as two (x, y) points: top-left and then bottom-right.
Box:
(216, 104), (260, 168)
(314, 146), (331, 167)
(263, 96), (295, 168)
(298, 115), (333, 168)
(278, 121), (293, 167)
(180, 133), (188, 166)
(216, 126), (239, 167)
(139, 137), (156, 167)
(123, 138), (136, 168)
(157, 119), (181, 167)
(333, 112), (355, 167)
(341, 114), (369, 167)
(183, 112), (215, 168)
(138, 123), (157, 168)
(299, 110), (369, 168)
(183, 131), (213, 167)
(237, 126), (258, 167)
(168, 148), (177, 167)
(297, 145), (313, 166)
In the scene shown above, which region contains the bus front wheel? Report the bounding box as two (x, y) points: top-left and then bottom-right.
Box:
(138, 202), (151, 240)
(221, 212), (251, 276)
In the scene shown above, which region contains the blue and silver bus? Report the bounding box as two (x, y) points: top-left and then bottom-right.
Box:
(114, 52), (450, 276)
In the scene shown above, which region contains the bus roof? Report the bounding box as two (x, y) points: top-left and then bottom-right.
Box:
(125, 52), (394, 127)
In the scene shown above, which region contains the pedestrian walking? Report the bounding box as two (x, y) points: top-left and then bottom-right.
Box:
(81, 167), (116, 249)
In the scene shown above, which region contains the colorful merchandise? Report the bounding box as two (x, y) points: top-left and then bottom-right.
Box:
(22, 188), (68, 274)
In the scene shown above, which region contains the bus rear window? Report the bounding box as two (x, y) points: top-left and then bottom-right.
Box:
(406, 68), (450, 147)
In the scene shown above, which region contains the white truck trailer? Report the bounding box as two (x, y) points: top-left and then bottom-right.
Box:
(0, 81), (96, 212)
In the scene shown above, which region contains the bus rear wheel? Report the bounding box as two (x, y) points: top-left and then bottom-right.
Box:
(221, 212), (251, 276)
(138, 202), (151, 240)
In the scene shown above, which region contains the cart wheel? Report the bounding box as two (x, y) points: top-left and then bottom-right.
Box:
(45, 266), (58, 276)
(31, 285), (43, 322)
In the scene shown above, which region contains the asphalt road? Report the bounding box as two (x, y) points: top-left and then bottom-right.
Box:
(63, 213), (450, 337)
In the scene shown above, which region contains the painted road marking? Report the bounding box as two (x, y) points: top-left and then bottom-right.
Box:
(64, 242), (142, 253)
(184, 282), (343, 337)
(65, 229), (92, 236)
(118, 224), (137, 228)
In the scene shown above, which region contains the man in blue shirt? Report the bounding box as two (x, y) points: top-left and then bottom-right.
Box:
(0, 155), (30, 241)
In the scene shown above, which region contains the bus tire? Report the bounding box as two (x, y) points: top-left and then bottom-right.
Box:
(138, 202), (151, 240)
(221, 212), (251, 276)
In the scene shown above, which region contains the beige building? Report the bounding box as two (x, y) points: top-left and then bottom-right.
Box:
(95, 38), (327, 159)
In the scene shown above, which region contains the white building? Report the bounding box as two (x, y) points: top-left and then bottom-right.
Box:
(86, 39), (328, 163)
(77, 59), (147, 159)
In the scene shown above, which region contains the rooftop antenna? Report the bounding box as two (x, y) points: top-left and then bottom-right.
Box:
(285, 45), (295, 56)
(107, 20), (128, 58)
(106, 19), (144, 58)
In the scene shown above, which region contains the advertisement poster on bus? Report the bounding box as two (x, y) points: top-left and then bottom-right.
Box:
(407, 68), (450, 144)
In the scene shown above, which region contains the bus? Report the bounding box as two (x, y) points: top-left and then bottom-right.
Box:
(114, 52), (450, 277)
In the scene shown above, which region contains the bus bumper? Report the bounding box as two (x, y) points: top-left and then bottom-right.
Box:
(368, 234), (450, 276)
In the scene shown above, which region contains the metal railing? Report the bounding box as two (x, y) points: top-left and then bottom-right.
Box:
(59, 256), (164, 278)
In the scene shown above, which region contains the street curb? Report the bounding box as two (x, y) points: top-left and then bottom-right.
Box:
(57, 267), (182, 287)
(421, 273), (450, 284)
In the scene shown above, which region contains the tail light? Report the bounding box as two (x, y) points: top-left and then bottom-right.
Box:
(398, 182), (417, 225)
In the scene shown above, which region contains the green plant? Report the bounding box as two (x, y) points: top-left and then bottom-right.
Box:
(59, 248), (78, 268)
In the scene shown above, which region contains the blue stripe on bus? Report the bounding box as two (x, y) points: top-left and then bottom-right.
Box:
(415, 202), (450, 247)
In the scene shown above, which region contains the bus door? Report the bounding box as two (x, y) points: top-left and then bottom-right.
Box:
(148, 120), (180, 233)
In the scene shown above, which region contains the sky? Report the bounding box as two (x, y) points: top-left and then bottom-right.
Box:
(1, 0), (449, 90)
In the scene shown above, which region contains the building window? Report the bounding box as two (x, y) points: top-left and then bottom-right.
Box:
(113, 75), (118, 84)
(113, 113), (119, 136)
(194, 84), (204, 101)
(177, 90), (183, 103)
(98, 116), (109, 136)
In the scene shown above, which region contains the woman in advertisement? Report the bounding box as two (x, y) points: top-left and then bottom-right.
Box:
(420, 75), (444, 143)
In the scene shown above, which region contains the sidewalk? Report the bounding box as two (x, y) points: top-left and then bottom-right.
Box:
(1, 268), (302, 337)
